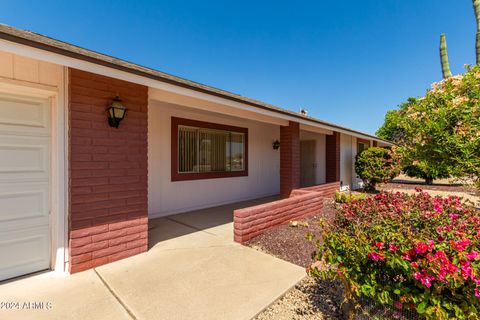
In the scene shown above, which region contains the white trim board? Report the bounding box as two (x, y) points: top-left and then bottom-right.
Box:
(0, 39), (388, 144)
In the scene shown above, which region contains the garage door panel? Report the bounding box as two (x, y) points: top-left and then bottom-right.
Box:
(0, 92), (49, 133)
(0, 144), (48, 173)
(0, 227), (49, 281)
(0, 92), (51, 281)
(0, 186), (49, 227)
(0, 135), (49, 182)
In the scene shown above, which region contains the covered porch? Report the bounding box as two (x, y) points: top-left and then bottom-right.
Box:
(148, 87), (342, 244)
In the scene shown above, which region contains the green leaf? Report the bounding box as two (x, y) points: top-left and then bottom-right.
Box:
(417, 301), (427, 314)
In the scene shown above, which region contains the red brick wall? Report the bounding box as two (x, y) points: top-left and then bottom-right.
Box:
(233, 182), (339, 243)
(325, 132), (340, 183)
(280, 121), (300, 198)
(68, 68), (148, 273)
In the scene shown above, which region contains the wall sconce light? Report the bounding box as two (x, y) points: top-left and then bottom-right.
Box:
(106, 95), (127, 128)
(272, 140), (280, 150)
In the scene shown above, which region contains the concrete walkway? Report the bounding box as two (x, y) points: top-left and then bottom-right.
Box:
(0, 198), (305, 320)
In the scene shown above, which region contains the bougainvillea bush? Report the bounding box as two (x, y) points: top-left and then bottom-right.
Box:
(310, 190), (480, 319)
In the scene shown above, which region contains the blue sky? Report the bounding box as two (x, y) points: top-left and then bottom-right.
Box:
(0, 1), (475, 134)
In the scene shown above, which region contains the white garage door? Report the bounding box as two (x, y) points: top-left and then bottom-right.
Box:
(0, 91), (51, 281)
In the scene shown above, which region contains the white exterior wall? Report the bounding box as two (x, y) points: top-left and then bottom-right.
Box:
(299, 130), (326, 185)
(351, 136), (362, 190)
(148, 100), (281, 218)
(340, 133), (353, 190)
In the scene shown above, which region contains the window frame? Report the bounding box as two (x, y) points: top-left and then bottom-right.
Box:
(171, 117), (248, 181)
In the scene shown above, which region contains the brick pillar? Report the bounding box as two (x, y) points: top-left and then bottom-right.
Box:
(325, 132), (340, 183)
(68, 68), (148, 273)
(280, 121), (300, 198)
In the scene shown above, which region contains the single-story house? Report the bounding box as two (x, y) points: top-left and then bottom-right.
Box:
(0, 24), (391, 281)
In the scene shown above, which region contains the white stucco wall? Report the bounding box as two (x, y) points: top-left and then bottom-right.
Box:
(340, 133), (353, 190)
(299, 130), (326, 185)
(148, 100), (281, 218)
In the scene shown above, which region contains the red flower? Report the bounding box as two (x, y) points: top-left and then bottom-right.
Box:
(414, 241), (434, 254)
(402, 249), (416, 261)
(374, 242), (385, 250)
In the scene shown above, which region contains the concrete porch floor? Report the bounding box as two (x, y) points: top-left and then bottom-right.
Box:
(0, 197), (305, 320)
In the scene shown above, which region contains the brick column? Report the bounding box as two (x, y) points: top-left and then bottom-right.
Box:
(280, 121), (300, 198)
(68, 68), (148, 273)
(325, 131), (340, 183)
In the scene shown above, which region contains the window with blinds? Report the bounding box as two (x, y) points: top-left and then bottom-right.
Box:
(178, 126), (245, 174)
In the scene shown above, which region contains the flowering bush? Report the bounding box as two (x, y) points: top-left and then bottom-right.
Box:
(354, 147), (401, 191)
(377, 66), (480, 185)
(311, 190), (480, 319)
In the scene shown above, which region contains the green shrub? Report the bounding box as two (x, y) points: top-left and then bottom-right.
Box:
(354, 147), (401, 191)
(335, 191), (367, 204)
(310, 190), (480, 319)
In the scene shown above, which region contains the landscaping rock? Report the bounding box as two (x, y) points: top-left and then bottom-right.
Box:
(254, 277), (343, 320)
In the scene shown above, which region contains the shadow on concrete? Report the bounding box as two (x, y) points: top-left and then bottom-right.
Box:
(148, 195), (280, 249)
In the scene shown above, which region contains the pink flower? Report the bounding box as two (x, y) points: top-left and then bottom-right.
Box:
(449, 213), (459, 221)
(367, 251), (385, 261)
(452, 239), (472, 252)
(466, 251), (479, 261)
(475, 288), (480, 298)
(411, 262), (419, 268)
(394, 301), (403, 310)
(413, 270), (435, 288)
(374, 242), (385, 250)
(389, 244), (399, 252)
(421, 275), (435, 288)
(461, 261), (473, 280)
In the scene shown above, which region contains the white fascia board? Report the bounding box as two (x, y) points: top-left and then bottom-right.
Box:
(0, 39), (388, 143)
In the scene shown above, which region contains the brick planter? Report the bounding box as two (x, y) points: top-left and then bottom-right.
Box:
(233, 182), (339, 243)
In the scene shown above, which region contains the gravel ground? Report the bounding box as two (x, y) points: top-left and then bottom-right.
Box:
(246, 201), (336, 268)
(247, 201), (344, 319)
(379, 179), (479, 207)
(254, 277), (343, 320)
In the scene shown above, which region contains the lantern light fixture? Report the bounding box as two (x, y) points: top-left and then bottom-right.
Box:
(107, 95), (127, 128)
(272, 140), (280, 150)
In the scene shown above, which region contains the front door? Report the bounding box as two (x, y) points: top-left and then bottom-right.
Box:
(300, 140), (316, 187)
(0, 92), (51, 281)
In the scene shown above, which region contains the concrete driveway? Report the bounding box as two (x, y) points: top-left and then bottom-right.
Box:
(0, 198), (305, 320)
